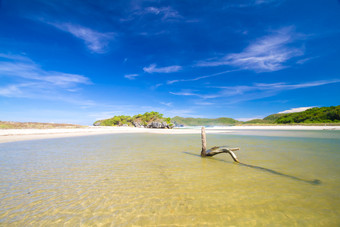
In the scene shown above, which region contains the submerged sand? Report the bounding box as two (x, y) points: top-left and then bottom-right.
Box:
(1, 125), (339, 144)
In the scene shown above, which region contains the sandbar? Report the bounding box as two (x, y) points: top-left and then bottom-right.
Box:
(0, 125), (339, 144)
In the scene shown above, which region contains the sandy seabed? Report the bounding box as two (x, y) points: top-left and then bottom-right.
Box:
(0, 125), (339, 144)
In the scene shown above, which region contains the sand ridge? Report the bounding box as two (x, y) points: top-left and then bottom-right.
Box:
(1, 125), (339, 144)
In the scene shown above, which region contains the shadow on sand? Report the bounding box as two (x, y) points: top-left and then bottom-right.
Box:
(183, 152), (321, 185)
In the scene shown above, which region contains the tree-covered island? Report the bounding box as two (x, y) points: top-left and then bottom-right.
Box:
(93, 111), (174, 128)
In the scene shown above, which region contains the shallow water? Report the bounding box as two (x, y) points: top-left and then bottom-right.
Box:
(1, 130), (340, 226)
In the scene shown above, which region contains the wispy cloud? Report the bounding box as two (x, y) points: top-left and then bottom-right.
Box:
(143, 64), (182, 73)
(170, 79), (340, 103)
(0, 53), (92, 104)
(144, 6), (182, 20)
(226, 0), (283, 8)
(0, 83), (25, 97)
(296, 56), (318, 65)
(0, 60), (91, 86)
(169, 91), (220, 99)
(167, 69), (238, 85)
(160, 102), (172, 107)
(197, 27), (304, 72)
(124, 74), (139, 80)
(49, 23), (115, 53)
(279, 106), (314, 114)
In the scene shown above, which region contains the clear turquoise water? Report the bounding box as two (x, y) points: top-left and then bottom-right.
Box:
(0, 130), (340, 226)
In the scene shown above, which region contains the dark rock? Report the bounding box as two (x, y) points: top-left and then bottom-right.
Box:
(133, 121), (141, 127)
(147, 121), (170, 128)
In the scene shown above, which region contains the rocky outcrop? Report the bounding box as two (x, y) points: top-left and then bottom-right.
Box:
(93, 122), (101, 126)
(132, 121), (143, 128)
(132, 121), (173, 129)
(147, 121), (173, 129)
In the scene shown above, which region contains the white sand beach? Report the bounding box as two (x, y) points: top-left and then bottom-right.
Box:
(0, 125), (339, 144)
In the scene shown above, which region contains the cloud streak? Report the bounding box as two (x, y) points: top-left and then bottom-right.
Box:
(0, 60), (91, 86)
(170, 79), (340, 103)
(124, 74), (139, 80)
(144, 6), (182, 20)
(197, 27), (303, 72)
(167, 69), (238, 85)
(49, 23), (115, 53)
(0, 53), (92, 105)
(143, 64), (182, 73)
(279, 106), (314, 114)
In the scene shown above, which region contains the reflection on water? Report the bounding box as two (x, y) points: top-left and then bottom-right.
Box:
(0, 130), (340, 226)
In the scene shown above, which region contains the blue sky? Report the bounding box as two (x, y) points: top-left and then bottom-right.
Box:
(0, 0), (340, 125)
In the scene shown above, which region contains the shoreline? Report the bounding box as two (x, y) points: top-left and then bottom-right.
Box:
(1, 125), (339, 144)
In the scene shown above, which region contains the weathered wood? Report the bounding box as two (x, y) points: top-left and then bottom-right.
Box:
(201, 126), (207, 157)
(200, 127), (240, 162)
(205, 146), (240, 162)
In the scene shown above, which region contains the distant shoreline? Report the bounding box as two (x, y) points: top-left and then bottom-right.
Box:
(1, 125), (339, 144)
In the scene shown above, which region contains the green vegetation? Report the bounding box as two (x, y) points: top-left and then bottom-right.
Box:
(263, 113), (287, 123)
(242, 113), (287, 124)
(275, 106), (340, 124)
(172, 105), (340, 126)
(94, 111), (172, 127)
(171, 116), (238, 126)
(242, 119), (270, 124)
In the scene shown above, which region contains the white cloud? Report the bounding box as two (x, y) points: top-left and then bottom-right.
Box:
(226, 0), (283, 8)
(150, 83), (163, 90)
(0, 61), (91, 86)
(160, 102), (172, 107)
(143, 64), (182, 73)
(0, 54), (92, 104)
(170, 79), (340, 103)
(144, 6), (182, 20)
(0, 84), (24, 96)
(170, 91), (198, 96)
(197, 27), (303, 72)
(296, 57), (317, 65)
(194, 101), (215, 106)
(167, 69), (238, 85)
(169, 91), (220, 99)
(49, 23), (115, 53)
(279, 107), (314, 114)
(124, 74), (139, 80)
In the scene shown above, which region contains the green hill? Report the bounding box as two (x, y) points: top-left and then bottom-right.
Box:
(242, 105), (340, 125)
(171, 116), (238, 126)
(275, 105), (340, 124)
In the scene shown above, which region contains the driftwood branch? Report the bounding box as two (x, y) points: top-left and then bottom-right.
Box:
(200, 126), (240, 162)
(201, 126), (207, 156)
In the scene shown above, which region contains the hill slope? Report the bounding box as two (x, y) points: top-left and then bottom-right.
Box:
(171, 116), (239, 126)
(275, 105), (340, 124)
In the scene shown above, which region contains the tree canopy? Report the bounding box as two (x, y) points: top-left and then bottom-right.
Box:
(94, 111), (171, 126)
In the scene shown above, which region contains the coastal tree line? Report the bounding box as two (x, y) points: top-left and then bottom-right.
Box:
(94, 111), (172, 127)
(93, 105), (340, 126)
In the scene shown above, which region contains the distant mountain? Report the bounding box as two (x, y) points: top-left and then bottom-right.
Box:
(274, 105), (340, 124)
(171, 116), (239, 126)
(172, 105), (340, 126)
(243, 105), (340, 124)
